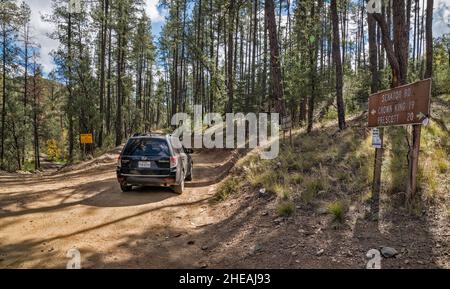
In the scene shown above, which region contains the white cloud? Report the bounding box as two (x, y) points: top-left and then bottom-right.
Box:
(434, 0), (450, 36)
(23, 0), (58, 74)
(144, 0), (165, 23)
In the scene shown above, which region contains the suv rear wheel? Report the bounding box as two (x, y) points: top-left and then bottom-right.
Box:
(173, 172), (185, 194)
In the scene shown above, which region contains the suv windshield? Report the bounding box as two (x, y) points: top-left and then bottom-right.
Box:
(123, 138), (171, 157)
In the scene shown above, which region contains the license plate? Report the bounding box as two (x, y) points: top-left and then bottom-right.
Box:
(138, 161), (152, 168)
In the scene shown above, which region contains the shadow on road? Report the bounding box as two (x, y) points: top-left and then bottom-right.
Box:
(0, 177), (180, 219)
(83, 186), (177, 208)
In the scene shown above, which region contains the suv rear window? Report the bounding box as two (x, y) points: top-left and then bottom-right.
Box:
(123, 138), (171, 157)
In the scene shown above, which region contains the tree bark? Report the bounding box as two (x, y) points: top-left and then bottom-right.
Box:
(226, 0), (235, 113)
(424, 0), (433, 79)
(372, 13), (401, 85)
(98, 0), (109, 148)
(265, 0), (285, 115)
(368, 11), (382, 214)
(250, 0), (258, 104)
(307, 1), (321, 133)
(368, 14), (380, 93)
(1, 27), (7, 169)
(407, 0), (433, 204)
(331, 0), (346, 131)
(115, 7), (124, 146)
(106, 18), (112, 134)
(67, 13), (74, 162)
(392, 0), (408, 85)
(32, 67), (40, 170)
(22, 21), (30, 167)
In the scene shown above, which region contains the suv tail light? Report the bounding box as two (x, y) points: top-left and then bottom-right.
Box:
(170, 156), (178, 168)
(117, 156), (122, 167)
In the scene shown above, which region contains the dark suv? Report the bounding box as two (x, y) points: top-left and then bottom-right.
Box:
(116, 134), (193, 194)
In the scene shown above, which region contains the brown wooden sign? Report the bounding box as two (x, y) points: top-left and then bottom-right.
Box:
(368, 79), (432, 128)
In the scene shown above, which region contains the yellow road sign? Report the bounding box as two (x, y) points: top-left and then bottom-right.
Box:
(80, 133), (93, 144)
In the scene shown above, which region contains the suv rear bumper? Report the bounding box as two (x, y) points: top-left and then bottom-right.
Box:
(117, 170), (181, 187)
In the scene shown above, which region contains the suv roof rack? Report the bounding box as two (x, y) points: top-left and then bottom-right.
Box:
(132, 132), (168, 138)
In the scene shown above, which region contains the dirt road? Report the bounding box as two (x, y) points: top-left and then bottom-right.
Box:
(0, 148), (242, 268)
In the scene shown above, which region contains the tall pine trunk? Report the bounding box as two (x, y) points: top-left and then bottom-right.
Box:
(226, 0), (235, 113)
(1, 27), (7, 169)
(407, 0), (433, 203)
(67, 13), (74, 162)
(307, 1), (321, 133)
(368, 11), (382, 214)
(331, 0), (346, 131)
(265, 0), (284, 115)
(98, 0), (109, 148)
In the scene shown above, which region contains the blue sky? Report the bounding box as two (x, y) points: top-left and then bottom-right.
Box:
(24, 0), (167, 74)
(23, 0), (449, 75)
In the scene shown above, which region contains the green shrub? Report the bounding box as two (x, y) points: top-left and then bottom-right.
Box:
(386, 127), (408, 193)
(418, 161), (440, 199)
(273, 183), (292, 200)
(276, 200), (295, 217)
(22, 161), (36, 172)
(306, 178), (324, 194)
(289, 173), (304, 185)
(337, 171), (348, 182)
(327, 201), (347, 222)
(300, 179), (324, 203)
(324, 107), (338, 121)
(215, 177), (240, 201)
(46, 139), (62, 161)
(438, 160), (448, 174)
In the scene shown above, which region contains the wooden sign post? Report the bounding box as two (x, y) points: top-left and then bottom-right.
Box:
(368, 79), (432, 203)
